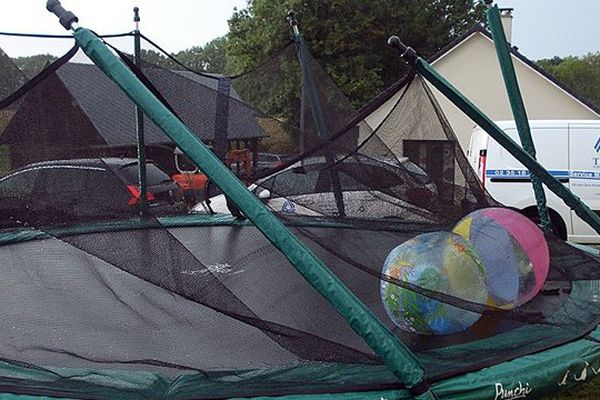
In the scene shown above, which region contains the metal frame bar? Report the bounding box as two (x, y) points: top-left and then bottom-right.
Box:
(133, 6), (147, 215)
(486, 4), (550, 231)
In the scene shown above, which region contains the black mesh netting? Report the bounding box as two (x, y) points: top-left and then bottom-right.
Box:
(0, 33), (600, 399)
(252, 72), (494, 225)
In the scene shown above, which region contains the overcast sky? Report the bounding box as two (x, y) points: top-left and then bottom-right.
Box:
(496, 0), (600, 60)
(0, 1), (599, 61)
(0, 0), (247, 58)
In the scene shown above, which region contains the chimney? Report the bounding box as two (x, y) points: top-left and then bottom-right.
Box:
(499, 8), (514, 43)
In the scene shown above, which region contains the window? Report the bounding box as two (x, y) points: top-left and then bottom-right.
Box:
(0, 168), (40, 201)
(119, 163), (171, 186)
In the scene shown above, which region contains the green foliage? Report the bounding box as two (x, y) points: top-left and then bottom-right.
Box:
(537, 53), (600, 109)
(12, 53), (57, 79)
(227, 0), (486, 108)
(537, 55), (563, 68)
(10, 37), (228, 78)
(177, 37), (228, 73)
(140, 37), (228, 73)
(257, 117), (298, 154)
(140, 49), (178, 69)
(230, 45), (303, 127)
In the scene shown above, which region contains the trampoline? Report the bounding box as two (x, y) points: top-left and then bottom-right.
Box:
(0, 1), (598, 399)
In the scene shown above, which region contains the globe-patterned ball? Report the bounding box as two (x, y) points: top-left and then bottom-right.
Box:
(453, 207), (549, 308)
(380, 232), (488, 335)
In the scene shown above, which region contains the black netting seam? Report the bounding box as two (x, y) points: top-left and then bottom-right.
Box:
(0, 44), (79, 109)
(418, 77), (492, 208)
(121, 45), (306, 139)
(139, 33), (295, 80)
(294, 225), (551, 323)
(330, 76), (416, 168)
(584, 334), (600, 344)
(265, 176), (438, 223)
(230, 243), (276, 267)
(54, 232), (379, 365)
(326, 155), (440, 219)
(0, 31), (133, 39)
(362, 189), (438, 220)
(108, 45), (182, 119)
(252, 69), (418, 181)
(430, 312), (600, 383)
(11, 347), (209, 376)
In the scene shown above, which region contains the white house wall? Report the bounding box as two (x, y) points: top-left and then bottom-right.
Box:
(429, 32), (600, 151)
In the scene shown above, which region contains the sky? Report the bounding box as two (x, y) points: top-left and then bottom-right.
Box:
(1, 1), (600, 61)
(0, 0), (247, 58)
(496, 0), (600, 60)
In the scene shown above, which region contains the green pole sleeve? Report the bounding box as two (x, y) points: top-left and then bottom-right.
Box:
(72, 27), (431, 393)
(416, 58), (600, 235)
(486, 5), (551, 231)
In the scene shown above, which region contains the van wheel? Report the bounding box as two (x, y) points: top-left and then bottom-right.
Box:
(521, 207), (567, 240)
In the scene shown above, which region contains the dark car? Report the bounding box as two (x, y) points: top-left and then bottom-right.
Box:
(0, 158), (184, 227)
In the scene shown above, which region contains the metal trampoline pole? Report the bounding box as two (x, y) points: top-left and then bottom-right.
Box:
(387, 35), (600, 236)
(287, 10), (347, 218)
(46, 1), (435, 397)
(485, 1), (551, 232)
(133, 6), (148, 216)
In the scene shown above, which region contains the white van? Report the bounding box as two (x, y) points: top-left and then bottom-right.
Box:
(468, 120), (600, 244)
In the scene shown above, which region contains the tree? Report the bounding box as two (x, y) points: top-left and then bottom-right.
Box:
(175, 36), (228, 73)
(227, 0), (486, 109)
(140, 49), (178, 69)
(537, 53), (600, 109)
(137, 37), (228, 73)
(13, 54), (57, 79)
(537, 56), (563, 69)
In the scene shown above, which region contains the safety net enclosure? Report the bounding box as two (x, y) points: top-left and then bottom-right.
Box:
(0, 4), (600, 399)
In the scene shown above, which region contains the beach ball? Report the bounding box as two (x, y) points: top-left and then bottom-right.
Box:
(453, 208), (549, 308)
(380, 231), (487, 335)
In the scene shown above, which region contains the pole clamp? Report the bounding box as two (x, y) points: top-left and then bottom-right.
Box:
(46, 0), (79, 30)
(387, 35), (418, 65)
(410, 378), (432, 396)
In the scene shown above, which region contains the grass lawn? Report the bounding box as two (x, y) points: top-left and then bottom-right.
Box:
(542, 375), (600, 399)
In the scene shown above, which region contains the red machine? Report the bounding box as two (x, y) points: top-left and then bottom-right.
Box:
(226, 148), (252, 177)
(171, 147), (208, 208)
(171, 147), (253, 209)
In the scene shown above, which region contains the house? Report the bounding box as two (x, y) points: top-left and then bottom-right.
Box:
(0, 49), (27, 174)
(367, 10), (600, 152)
(0, 60), (266, 173)
(0, 48), (26, 101)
